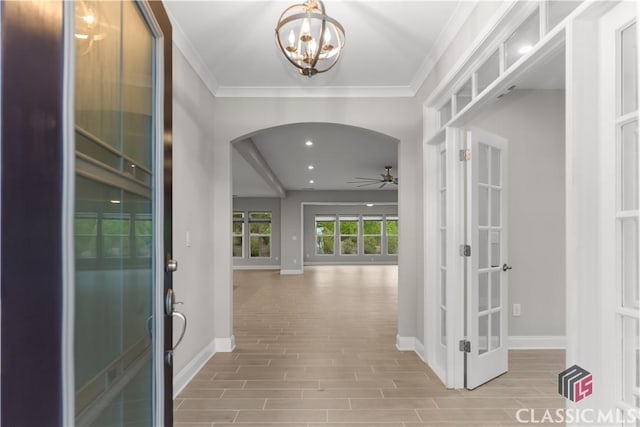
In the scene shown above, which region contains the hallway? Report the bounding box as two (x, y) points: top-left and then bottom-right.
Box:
(174, 266), (565, 426)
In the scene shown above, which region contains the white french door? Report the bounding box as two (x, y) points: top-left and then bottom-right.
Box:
(465, 128), (509, 390)
(598, 2), (639, 423)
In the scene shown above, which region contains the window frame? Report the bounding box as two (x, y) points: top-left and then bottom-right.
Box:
(385, 215), (399, 255)
(363, 215), (383, 256)
(339, 215), (360, 256)
(248, 211), (272, 259)
(315, 215), (336, 256)
(232, 211), (245, 258)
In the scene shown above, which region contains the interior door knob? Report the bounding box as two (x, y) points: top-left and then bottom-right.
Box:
(502, 264), (512, 272)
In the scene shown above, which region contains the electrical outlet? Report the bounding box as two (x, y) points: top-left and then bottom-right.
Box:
(513, 303), (521, 317)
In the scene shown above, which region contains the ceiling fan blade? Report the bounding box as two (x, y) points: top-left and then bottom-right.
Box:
(393, 178), (398, 184)
(357, 182), (378, 187)
(379, 182), (387, 189)
(348, 180), (381, 184)
(353, 177), (381, 181)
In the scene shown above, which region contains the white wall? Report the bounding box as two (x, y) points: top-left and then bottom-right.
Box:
(467, 89), (566, 338)
(172, 47), (218, 391)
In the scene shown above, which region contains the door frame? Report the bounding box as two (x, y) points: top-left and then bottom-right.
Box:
(423, 120), (466, 389)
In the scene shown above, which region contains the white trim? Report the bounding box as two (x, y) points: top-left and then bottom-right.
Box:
(165, 8), (220, 97)
(424, 0), (518, 107)
(233, 265), (281, 270)
(508, 336), (566, 350)
(61, 2), (77, 424)
(410, 1), (477, 94)
(214, 335), (236, 353)
(280, 269), (304, 275)
(173, 340), (216, 398)
(395, 334), (417, 351)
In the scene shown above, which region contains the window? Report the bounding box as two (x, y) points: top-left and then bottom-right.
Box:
(135, 214), (152, 257)
(249, 212), (271, 258)
(315, 215), (335, 255)
(504, 8), (541, 69)
(455, 79), (473, 114)
(386, 216), (398, 255)
(102, 214), (131, 258)
(363, 216), (382, 255)
(75, 213), (98, 259)
(339, 215), (359, 255)
(232, 212), (244, 258)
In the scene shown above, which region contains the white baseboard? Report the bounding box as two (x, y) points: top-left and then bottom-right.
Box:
(304, 261), (398, 266)
(395, 335), (416, 351)
(395, 335), (427, 363)
(280, 269), (304, 275)
(508, 335), (566, 349)
(233, 265), (280, 271)
(173, 339), (216, 398)
(215, 335), (236, 352)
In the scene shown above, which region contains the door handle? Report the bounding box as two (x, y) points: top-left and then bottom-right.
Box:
(172, 311), (187, 350)
(502, 264), (512, 272)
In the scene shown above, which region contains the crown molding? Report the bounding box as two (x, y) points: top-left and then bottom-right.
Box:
(410, 0), (477, 94)
(166, 8), (220, 96)
(215, 85), (415, 98)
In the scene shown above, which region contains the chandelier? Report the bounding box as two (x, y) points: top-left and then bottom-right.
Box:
(275, 0), (346, 77)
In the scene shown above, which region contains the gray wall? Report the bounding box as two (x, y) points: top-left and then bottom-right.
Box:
(172, 47), (218, 377)
(232, 198), (281, 268)
(304, 204), (398, 265)
(468, 89), (566, 337)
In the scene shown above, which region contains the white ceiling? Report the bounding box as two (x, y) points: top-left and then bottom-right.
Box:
(233, 123), (398, 196)
(167, 1), (567, 198)
(164, 0), (474, 97)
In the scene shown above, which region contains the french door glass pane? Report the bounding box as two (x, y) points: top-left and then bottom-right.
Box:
(440, 308), (447, 346)
(479, 229), (489, 269)
(622, 316), (639, 406)
(479, 315), (489, 355)
(440, 229), (446, 266)
(491, 271), (501, 309)
(441, 190), (447, 227)
(440, 150), (447, 186)
(622, 218), (639, 308)
(622, 121), (639, 211)
(440, 272), (447, 306)
(478, 143), (489, 184)
(491, 189), (501, 226)
(479, 272), (489, 312)
(479, 186), (489, 227)
(490, 311), (501, 351)
(491, 148), (501, 186)
(621, 22), (638, 116)
(491, 231), (501, 268)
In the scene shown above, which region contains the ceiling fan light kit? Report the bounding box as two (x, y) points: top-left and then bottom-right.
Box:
(275, 0), (346, 77)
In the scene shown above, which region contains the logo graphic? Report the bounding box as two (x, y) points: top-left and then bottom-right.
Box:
(558, 365), (593, 402)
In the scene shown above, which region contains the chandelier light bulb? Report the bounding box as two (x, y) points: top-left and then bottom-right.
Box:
(300, 18), (312, 42)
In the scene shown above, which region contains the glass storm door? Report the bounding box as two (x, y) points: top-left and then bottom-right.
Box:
(465, 128), (509, 389)
(73, 1), (165, 424)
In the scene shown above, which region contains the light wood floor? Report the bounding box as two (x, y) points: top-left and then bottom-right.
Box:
(175, 266), (565, 426)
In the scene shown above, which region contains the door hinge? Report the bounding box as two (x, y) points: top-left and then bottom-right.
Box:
(459, 339), (471, 353)
(459, 149), (471, 161)
(459, 244), (471, 257)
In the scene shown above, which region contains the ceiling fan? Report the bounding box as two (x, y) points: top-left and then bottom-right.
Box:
(349, 165), (398, 188)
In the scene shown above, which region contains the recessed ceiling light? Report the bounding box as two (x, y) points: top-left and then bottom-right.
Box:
(309, 180), (315, 184)
(518, 44), (533, 55)
(366, 203), (374, 207)
(305, 140), (313, 146)
(308, 165), (314, 170)
(110, 200), (121, 204)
